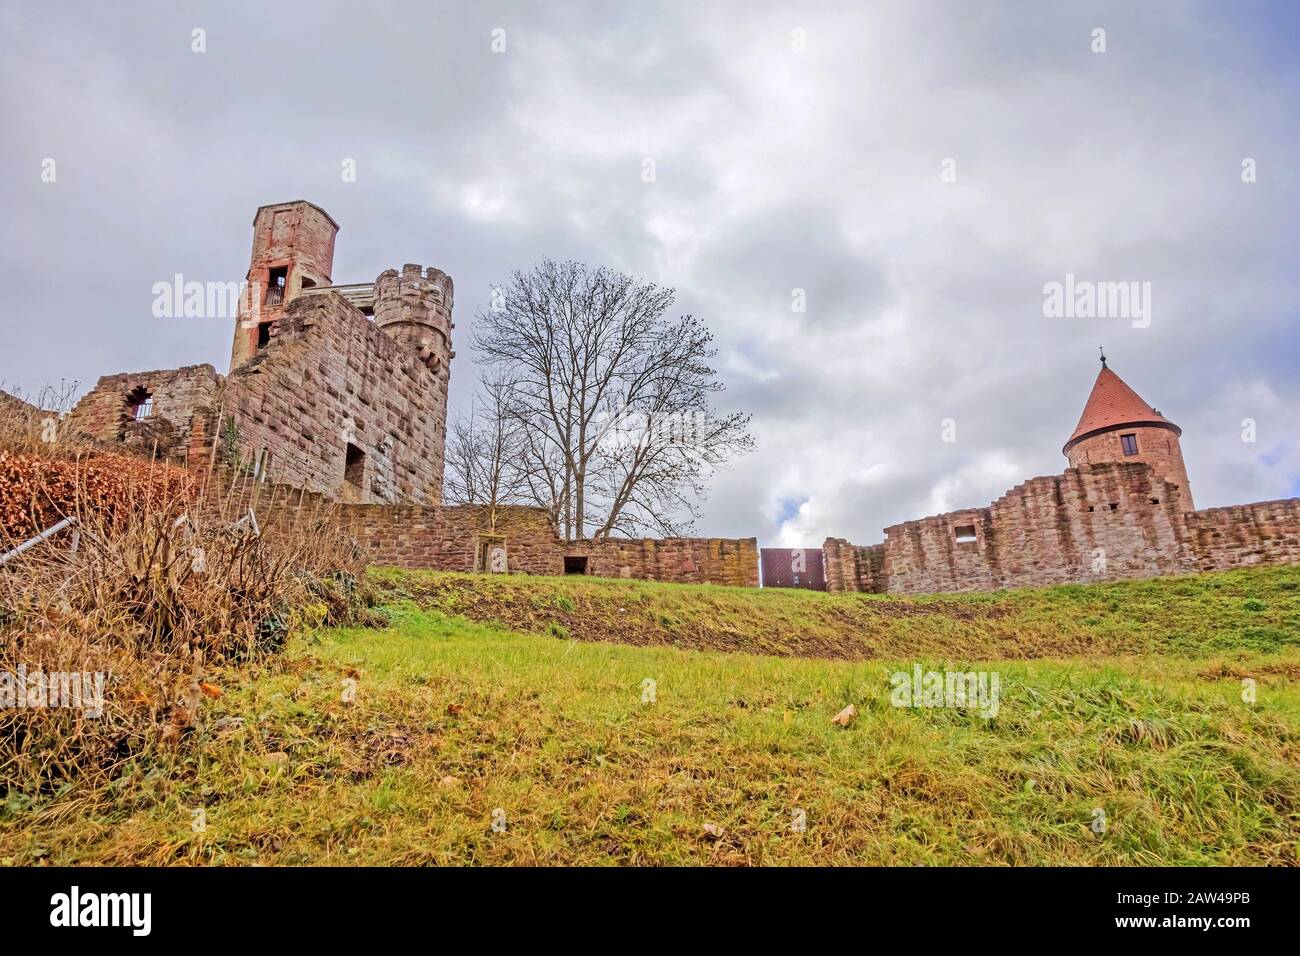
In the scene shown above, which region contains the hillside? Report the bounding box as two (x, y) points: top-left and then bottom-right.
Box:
(2, 564), (1297, 866)
(374, 564), (1300, 661)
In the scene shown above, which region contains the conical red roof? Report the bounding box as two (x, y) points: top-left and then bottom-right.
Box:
(1064, 363), (1179, 452)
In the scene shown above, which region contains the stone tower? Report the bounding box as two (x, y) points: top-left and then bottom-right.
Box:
(373, 263), (455, 497)
(1063, 354), (1194, 510)
(230, 201), (339, 370)
(373, 263), (455, 375)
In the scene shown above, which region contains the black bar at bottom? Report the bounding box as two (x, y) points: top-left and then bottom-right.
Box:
(0, 865), (1287, 942)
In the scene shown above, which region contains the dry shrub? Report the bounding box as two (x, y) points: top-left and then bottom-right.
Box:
(0, 381), (92, 460)
(0, 451), (197, 540)
(1, 456), (375, 795)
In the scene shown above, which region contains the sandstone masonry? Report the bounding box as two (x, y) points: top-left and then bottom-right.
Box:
(48, 203), (1300, 594)
(60, 201), (758, 588)
(822, 360), (1300, 594)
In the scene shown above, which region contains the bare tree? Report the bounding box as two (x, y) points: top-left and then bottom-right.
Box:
(474, 259), (753, 539)
(442, 377), (528, 530)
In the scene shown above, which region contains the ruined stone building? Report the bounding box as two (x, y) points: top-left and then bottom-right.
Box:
(66, 201), (454, 506)
(41, 201), (1300, 594)
(823, 357), (1300, 594)
(59, 201), (760, 585)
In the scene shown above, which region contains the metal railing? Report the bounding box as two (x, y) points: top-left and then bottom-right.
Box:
(0, 516), (79, 566)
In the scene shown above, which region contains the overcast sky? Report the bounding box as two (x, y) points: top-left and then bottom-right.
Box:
(1, 0), (1297, 546)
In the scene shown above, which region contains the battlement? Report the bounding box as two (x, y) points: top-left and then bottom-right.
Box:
(373, 263), (455, 375)
(375, 263), (455, 305)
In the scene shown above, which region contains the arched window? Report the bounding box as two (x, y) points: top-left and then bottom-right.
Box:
(126, 387), (153, 421)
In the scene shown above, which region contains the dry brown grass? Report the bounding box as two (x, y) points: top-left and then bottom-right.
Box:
(0, 386), (377, 796)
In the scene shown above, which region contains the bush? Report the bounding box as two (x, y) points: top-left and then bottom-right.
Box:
(0, 451), (196, 542)
(0, 459), (374, 794)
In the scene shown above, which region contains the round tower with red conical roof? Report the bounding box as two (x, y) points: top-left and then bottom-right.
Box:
(1063, 352), (1194, 510)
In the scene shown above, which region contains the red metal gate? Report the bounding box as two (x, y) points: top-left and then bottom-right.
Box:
(760, 548), (826, 590)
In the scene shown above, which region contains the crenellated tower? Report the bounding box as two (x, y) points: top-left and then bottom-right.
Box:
(372, 263), (455, 500)
(372, 263), (456, 378)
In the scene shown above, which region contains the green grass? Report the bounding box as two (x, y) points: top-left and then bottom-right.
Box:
(1, 565), (1298, 865)
(373, 563), (1300, 661)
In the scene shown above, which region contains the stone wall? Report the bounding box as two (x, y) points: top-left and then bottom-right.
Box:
(570, 536), (759, 587)
(65, 365), (223, 465)
(223, 291), (448, 505)
(823, 461), (1299, 595)
(337, 502), (561, 573)
(1185, 498), (1300, 572)
(823, 538), (887, 593)
(881, 463), (1189, 594)
(0, 389), (46, 430)
(204, 472), (758, 586)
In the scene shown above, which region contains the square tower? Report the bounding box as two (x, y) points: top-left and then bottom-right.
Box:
(230, 201), (339, 370)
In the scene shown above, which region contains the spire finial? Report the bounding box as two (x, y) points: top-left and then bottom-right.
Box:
(1099, 346), (1107, 367)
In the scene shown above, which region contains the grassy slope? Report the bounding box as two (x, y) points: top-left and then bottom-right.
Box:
(374, 564), (1300, 661)
(2, 565), (1299, 866)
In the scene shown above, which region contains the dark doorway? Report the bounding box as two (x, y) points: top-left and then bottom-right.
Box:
(564, 555), (589, 575)
(759, 548), (826, 590)
(344, 443), (365, 489)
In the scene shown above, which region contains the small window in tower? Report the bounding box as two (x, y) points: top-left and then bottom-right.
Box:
(266, 266), (288, 306)
(126, 387), (153, 421)
(1108, 502), (1119, 511)
(564, 555), (589, 575)
(1120, 433), (1139, 456)
(954, 524), (978, 543)
(257, 322), (271, 349)
(344, 443), (365, 488)
(1087, 505), (1095, 512)
(1151, 498), (1160, 505)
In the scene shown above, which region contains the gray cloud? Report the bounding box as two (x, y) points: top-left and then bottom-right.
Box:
(2, 0), (1296, 547)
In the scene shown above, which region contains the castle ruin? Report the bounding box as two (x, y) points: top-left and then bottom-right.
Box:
(43, 201), (1300, 594)
(823, 357), (1300, 594)
(67, 201), (454, 506)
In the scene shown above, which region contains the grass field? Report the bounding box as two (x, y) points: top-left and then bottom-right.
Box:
(2, 565), (1298, 865)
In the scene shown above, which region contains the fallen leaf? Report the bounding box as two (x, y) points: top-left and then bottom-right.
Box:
(446, 703), (464, 716)
(831, 703), (857, 726)
(199, 682), (222, 699)
(703, 823), (725, 839)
